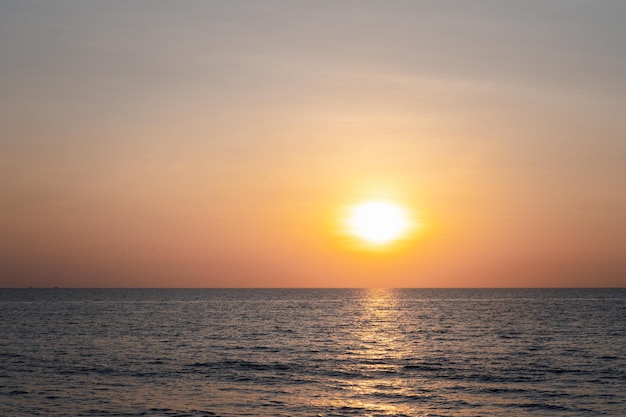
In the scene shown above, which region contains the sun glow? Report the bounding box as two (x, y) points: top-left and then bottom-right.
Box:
(345, 200), (413, 246)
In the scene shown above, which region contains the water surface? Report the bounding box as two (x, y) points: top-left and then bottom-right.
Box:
(1, 288), (624, 416)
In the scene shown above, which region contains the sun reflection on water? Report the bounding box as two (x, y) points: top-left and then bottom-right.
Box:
(319, 288), (421, 415)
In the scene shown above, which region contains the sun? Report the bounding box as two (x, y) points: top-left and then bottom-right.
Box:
(345, 200), (413, 246)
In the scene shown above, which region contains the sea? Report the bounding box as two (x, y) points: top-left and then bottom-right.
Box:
(0, 288), (624, 416)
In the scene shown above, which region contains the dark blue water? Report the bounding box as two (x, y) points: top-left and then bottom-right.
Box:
(1, 288), (624, 416)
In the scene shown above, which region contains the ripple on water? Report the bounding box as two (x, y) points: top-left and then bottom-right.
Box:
(0, 288), (624, 416)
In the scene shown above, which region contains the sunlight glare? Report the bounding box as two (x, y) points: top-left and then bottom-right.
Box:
(346, 200), (412, 245)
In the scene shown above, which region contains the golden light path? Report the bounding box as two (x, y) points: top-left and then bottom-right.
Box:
(310, 289), (418, 415)
(345, 200), (414, 246)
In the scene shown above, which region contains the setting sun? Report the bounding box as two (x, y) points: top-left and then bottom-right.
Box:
(345, 200), (413, 245)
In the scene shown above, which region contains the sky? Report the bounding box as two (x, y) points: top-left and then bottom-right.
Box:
(1, 0), (625, 288)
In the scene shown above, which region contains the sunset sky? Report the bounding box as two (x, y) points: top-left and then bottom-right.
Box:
(1, 1), (625, 288)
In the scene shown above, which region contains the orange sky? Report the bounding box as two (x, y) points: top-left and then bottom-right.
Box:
(1, 1), (625, 287)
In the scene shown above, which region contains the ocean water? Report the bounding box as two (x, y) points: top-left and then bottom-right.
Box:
(0, 288), (624, 416)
